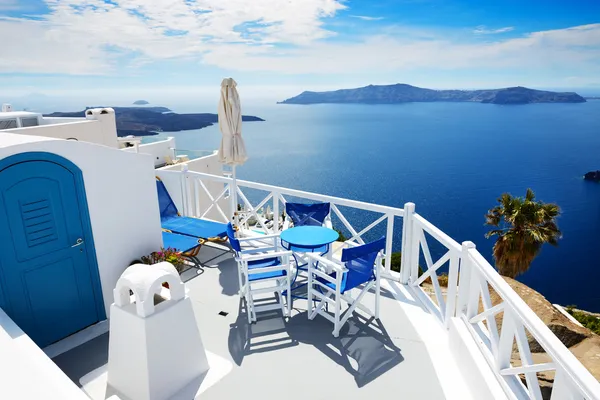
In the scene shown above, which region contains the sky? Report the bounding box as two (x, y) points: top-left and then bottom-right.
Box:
(1, 0), (599, 105)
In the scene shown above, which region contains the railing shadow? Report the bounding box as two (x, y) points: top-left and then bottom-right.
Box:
(286, 311), (403, 388)
(227, 299), (299, 366)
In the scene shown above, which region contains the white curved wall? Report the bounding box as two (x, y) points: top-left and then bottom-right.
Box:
(0, 134), (162, 315)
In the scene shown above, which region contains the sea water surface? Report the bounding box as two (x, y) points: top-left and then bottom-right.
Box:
(150, 101), (600, 311)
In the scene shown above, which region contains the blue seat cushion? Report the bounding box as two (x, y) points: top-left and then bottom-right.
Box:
(315, 271), (373, 293)
(248, 257), (286, 281)
(162, 216), (228, 239)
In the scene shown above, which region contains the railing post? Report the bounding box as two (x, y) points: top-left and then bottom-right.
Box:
(273, 191), (280, 234)
(384, 213), (394, 275)
(181, 163), (190, 216)
(444, 252), (460, 328)
(457, 241), (476, 317)
(400, 202), (415, 284)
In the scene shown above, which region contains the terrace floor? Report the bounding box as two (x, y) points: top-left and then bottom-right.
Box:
(51, 242), (474, 400)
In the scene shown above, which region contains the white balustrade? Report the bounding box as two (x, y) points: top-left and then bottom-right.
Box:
(154, 168), (600, 400)
(157, 169), (404, 277)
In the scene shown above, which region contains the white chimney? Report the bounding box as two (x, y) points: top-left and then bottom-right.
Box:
(1, 104), (13, 113)
(107, 262), (210, 400)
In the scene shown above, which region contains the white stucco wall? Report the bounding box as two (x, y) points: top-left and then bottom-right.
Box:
(5, 120), (118, 148)
(0, 309), (88, 400)
(5, 107), (118, 148)
(448, 318), (507, 400)
(122, 137), (176, 167)
(0, 133), (162, 315)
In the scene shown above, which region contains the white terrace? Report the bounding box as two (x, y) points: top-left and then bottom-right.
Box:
(0, 105), (598, 400)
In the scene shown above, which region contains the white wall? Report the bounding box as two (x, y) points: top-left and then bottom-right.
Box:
(0, 309), (89, 400)
(448, 318), (507, 400)
(122, 137), (176, 167)
(5, 107), (119, 148)
(43, 117), (87, 125)
(5, 119), (119, 148)
(0, 134), (162, 315)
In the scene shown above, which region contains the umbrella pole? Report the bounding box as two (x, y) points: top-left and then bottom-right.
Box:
(232, 164), (238, 227)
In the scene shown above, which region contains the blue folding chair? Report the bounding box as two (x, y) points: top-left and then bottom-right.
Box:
(156, 177), (228, 241)
(226, 223), (292, 323)
(283, 202), (332, 229)
(306, 237), (386, 337)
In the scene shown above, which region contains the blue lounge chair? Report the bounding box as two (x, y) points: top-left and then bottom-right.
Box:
(306, 237), (386, 337)
(156, 177), (228, 241)
(161, 231), (206, 270)
(162, 231), (204, 258)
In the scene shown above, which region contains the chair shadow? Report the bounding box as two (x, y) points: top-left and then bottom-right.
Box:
(227, 298), (299, 366)
(286, 311), (404, 388)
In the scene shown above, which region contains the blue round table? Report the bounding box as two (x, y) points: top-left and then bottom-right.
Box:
(280, 226), (339, 251)
(280, 226), (339, 299)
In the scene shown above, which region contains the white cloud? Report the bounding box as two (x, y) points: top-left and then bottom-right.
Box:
(202, 24), (600, 75)
(0, 0), (347, 73)
(350, 15), (384, 21)
(0, 0), (598, 84)
(473, 25), (514, 34)
(0, 0), (20, 10)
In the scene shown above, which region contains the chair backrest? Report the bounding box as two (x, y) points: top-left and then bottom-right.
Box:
(226, 223), (241, 253)
(341, 237), (386, 289)
(156, 178), (179, 221)
(285, 202), (330, 227)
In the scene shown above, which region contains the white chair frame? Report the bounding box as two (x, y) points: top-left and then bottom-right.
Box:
(234, 233), (292, 323)
(306, 252), (382, 337)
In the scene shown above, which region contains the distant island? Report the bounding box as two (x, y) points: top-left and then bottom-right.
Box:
(44, 107), (264, 137)
(133, 100), (150, 105)
(279, 84), (586, 105)
(584, 171), (600, 181)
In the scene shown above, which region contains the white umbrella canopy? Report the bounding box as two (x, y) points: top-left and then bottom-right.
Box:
(218, 78), (248, 166)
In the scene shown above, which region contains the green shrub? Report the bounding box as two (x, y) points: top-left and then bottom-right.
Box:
(566, 307), (600, 335)
(333, 227), (348, 242)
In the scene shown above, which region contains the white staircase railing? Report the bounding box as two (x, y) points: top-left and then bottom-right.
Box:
(155, 168), (600, 400)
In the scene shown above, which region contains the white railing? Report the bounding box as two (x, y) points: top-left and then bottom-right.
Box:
(401, 204), (462, 328)
(457, 246), (599, 400)
(402, 204), (600, 400)
(159, 169), (403, 275)
(158, 168), (600, 400)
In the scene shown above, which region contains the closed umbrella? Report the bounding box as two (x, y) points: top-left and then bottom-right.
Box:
(218, 78), (248, 223)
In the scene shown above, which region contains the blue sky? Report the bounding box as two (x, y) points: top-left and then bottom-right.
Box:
(1, 0), (599, 103)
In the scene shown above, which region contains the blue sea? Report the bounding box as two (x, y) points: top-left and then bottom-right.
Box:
(150, 100), (600, 312)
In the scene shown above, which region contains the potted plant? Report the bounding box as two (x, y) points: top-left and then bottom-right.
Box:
(140, 248), (186, 274)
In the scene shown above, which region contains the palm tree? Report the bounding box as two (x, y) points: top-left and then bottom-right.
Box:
(485, 189), (561, 278)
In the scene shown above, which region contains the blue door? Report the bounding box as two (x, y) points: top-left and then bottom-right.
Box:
(0, 153), (104, 347)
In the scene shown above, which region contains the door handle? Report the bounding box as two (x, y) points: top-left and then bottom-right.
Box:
(71, 238), (84, 247)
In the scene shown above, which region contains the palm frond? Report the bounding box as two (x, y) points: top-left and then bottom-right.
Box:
(484, 189), (561, 278)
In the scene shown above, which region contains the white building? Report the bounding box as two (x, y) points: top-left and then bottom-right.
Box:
(0, 104), (597, 400)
